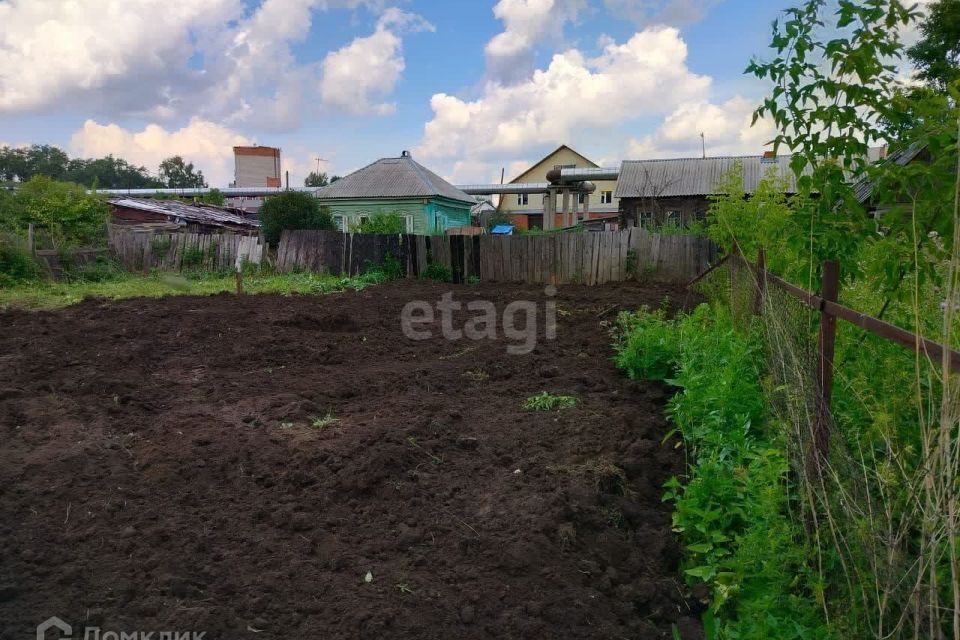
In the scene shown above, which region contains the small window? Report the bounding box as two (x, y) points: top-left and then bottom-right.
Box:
(600, 191), (613, 204)
(404, 215), (414, 233)
(577, 193), (585, 204)
(517, 193), (529, 206)
(333, 215), (346, 231)
(358, 214), (370, 226)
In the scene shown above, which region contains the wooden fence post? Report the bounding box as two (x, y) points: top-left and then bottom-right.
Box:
(754, 246), (766, 315)
(812, 259), (839, 475)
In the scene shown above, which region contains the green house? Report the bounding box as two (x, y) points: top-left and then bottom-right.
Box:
(317, 151), (474, 234)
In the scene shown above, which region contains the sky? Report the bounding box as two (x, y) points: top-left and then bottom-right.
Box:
(0, 0), (922, 187)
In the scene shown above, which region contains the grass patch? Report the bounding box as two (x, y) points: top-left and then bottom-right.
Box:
(311, 413), (339, 430)
(523, 391), (578, 411)
(0, 270), (389, 310)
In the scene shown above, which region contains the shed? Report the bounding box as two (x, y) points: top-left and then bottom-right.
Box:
(316, 151), (474, 234)
(615, 154), (808, 228)
(108, 198), (261, 234)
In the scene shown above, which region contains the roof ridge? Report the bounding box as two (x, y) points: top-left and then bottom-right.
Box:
(622, 154), (792, 164)
(404, 155), (441, 195)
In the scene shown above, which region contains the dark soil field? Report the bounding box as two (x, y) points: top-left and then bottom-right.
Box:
(0, 281), (704, 639)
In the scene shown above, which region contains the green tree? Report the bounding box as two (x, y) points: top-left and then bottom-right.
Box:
(907, 0), (960, 91)
(748, 0), (918, 277)
(330, 175), (342, 183)
(198, 189), (226, 206)
(0, 144), (70, 181)
(258, 191), (334, 245)
(158, 156), (207, 188)
(305, 171), (329, 187)
(11, 176), (110, 248)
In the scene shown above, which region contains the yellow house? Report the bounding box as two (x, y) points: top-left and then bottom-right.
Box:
(495, 145), (620, 230)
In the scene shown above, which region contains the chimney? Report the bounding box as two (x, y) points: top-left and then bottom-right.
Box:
(761, 150), (777, 164)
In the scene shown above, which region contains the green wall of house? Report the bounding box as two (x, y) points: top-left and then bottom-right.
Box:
(318, 197), (471, 234)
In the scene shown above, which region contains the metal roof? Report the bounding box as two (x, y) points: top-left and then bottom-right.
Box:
(853, 143), (926, 204)
(318, 154), (475, 204)
(109, 198), (260, 230)
(615, 155), (809, 199)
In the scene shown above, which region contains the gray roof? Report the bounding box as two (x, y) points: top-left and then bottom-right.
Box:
(109, 198), (260, 230)
(318, 153), (475, 204)
(615, 155), (809, 199)
(853, 143), (926, 204)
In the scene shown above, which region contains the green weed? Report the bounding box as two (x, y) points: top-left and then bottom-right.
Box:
(523, 391), (578, 411)
(311, 413), (339, 430)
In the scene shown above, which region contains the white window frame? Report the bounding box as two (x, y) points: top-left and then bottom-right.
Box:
(333, 214), (346, 232)
(403, 215), (414, 233)
(518, 193), (529, 206)
(358, 214), (371, 227)
(601, 191), (613, 204)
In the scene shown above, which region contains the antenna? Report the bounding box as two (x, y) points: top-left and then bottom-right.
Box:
(700, 132), (706, 159)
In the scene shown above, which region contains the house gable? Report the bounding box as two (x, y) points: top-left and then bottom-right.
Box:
(509, 145), (601, 184)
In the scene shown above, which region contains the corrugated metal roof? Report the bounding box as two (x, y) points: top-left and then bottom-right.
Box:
(109, 198), (260, 229)
(318, 154), (475, 204)
(853, 143), (926, 204)
(615, 155), (808, 199)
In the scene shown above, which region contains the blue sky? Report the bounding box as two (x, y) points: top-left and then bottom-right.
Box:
(0, 0), (796, 186)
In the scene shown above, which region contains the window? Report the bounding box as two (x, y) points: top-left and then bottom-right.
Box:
(404, 215), (414, 233)
(517, 193), (529, 206)
(577, 193), (585, 204)
(600, 191), (613, 204)
(333, 215), (346, 232)
(358, 214), (370, 226)
(638, 211), (654, 228)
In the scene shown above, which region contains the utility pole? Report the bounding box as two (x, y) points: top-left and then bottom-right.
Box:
(700, 132), (706, 159)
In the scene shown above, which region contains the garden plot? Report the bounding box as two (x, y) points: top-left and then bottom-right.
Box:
(0, 281), (703, 639)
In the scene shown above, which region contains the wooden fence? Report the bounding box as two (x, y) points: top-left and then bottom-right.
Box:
(276, 228), (717, 285)
(108, 225), (264, 272)
(710, 248), (960, 479)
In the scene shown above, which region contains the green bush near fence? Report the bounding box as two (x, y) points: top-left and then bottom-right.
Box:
(0, 234), (42, 287)
(615, 304), (830, 639)
(259, 191), (335, 245)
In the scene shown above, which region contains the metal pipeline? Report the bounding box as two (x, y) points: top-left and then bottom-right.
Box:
(545, 167), (619, 184)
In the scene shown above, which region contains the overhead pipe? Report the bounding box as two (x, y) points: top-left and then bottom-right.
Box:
(546, 167), (620, 184)
(93, 186), (325, 197)
(459, 181), (595, 195)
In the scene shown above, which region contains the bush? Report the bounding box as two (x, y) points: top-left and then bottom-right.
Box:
(421, 262), (451, 282)
(259, 191), (334, 245)
(9, 176), (110, 248)
(354, 212), (406, 234)
(0, 235), (42, 286)
(615, 304), (829, 638)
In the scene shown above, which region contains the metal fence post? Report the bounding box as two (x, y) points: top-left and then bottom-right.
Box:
(813, 259), (839, 474)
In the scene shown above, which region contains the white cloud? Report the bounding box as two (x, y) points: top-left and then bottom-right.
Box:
(320, 8), (434, 115)
(69, 118), (251, 186)
(626, 96), (776, 158)
(0, 0), (419, 129)
(603, 0), (723, 27)
(485, 0), (588, 83)
(417, 27), (711, 161)
(0, 0), (238, 114)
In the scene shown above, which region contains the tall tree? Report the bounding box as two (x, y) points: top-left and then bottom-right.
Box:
(304, 171), (329, 187)
(907, 0), (960, 91)
(158, 156), (207, 188)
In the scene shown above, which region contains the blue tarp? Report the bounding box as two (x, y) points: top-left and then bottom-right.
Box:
(491, 224), (514, 235)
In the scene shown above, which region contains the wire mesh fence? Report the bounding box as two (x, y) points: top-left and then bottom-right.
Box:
(695, 249), (960, 638)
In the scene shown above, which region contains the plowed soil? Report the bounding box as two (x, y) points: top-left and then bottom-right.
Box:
(0, 281), (704, 639)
